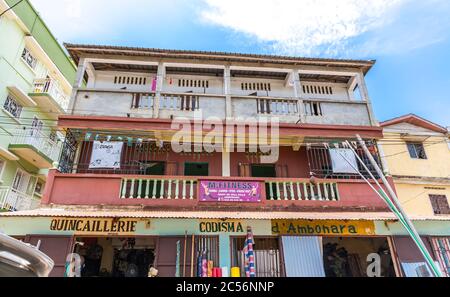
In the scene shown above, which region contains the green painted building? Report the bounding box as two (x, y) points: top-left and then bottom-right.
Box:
(0, 0), (76, 211)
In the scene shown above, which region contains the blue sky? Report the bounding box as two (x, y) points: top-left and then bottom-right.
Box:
(30, 0), (450, 127)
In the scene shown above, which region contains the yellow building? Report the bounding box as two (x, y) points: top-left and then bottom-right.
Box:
(379, 114), (450, 217)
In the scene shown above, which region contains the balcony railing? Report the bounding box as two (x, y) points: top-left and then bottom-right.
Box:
(120, 177), (339, 201)
(257, 98), (298, 115)
(265, 180), (339, 201)
(131, 92), (200, 111)
(32, 78), (70, 111)
(0, 187), (40, 211)
(121, 177), (197, 200)
(11, 128), (62, 162)
(43, 172), (390, 210)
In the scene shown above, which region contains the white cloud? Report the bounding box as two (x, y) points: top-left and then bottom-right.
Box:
(200, 0), (407, 56)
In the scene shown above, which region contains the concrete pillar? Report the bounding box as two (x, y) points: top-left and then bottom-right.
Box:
(219, 234), (231, 269)
(292, 69), (306, 123)
(357, 71), (378, 126)
(68, 57), (87, 114)
(222, 149), (230, 177)
(153, 62), (165, 118)
(377, 142), (390, 175)
(224, 65), (232, 118)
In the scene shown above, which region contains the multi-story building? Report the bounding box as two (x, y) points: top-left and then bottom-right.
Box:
(379, 114), (450, 275)
(0, 44), (449, 277)
(0, 0), (76, 212)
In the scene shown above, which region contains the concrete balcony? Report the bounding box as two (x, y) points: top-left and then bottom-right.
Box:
(9, 129), (61, 168)
(0, 187), (40, 212)
(42, 172), (391, 212)
(29, 79), (70, 118)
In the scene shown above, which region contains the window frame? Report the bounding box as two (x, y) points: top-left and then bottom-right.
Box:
(3, 94), (24, 119)
(429, 194), (450, 215)
(406, 142), (427, 159)
(21, 47), (38, 70)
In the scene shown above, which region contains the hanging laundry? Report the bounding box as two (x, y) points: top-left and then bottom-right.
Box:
(243, 226), (256, 277)
(201, 252), (208, 277)
(151, 77), (157, 91)
(197, 252), (202, 277)
(207, 261), (213, 277)
(329, 148), (359, 174)
(89, 141), (123, 169)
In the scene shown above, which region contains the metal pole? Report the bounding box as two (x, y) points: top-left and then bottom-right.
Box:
(355, 134), (442, 277)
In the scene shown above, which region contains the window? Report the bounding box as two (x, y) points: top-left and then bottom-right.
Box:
(184, 162), (209, 176)
(34, 180), (44, 196)
(231, 237), (282, 277)
(302, 84), (333, 95)
(21, 47), (37, 69)
(304, 101), (323, 116)
(3, 94), (23, 118)
(241, 82), (271, 92)
(178, 79), (209, 88)
(429, 195), (450, 215)
(407, 142), (427, 159)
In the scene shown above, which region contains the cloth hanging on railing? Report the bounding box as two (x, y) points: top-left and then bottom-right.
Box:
(89, 141), (123, 169)
(329, 148), (359, 174)
(243, 226), (256, 277)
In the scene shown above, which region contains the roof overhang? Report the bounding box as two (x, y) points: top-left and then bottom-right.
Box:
(0, 208), (399, 221)
(57, 115), (384, 143)
(64, 43), (375, 75)
(381, 114), (448, 134)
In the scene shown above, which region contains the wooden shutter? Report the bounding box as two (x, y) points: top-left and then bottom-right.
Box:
(25, 235), (74, 277)
(275, 164), (289, 177)
(238, 163), (251, 177)
(429, 195), (450, 215)
(166, 161), (179, 176)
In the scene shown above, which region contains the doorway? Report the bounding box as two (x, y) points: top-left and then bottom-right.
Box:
(184, 162), (209, 176)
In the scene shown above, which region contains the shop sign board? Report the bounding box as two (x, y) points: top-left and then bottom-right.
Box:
(199, 180), (261, 202)
(49, 217), (138, 235)
(199, 220), (245, 233)
(271, 220), (376, 236)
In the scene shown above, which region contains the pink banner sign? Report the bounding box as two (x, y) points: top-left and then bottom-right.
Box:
(199, 180), (261, 202)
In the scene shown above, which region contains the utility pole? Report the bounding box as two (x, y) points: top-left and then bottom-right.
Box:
(355, 134), (442, 277)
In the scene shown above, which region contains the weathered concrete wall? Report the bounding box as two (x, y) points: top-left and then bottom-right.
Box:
(305, 102), (371, 126)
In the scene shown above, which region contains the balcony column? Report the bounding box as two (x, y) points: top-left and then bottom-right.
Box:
(292, 69), (306, 123)
(376, 142), (390, 176)
(222, 148), (230, 177)
(357, 71), (378, 126)
(153, 62), (165, 118)
(224, 65), (232, 118)
(68, 57), (87, 114)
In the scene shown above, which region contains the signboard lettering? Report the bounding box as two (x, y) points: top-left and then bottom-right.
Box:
(199, 180), (261, 202)
(199, 220), (245, 233)
(50, 218), (138, 235)
(271, 220), (375, 236)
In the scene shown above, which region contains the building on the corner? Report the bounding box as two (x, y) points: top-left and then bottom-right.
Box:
(0, 43), (449, 277)
(379, 114), (450, 276)
(0, 0), (76, 212)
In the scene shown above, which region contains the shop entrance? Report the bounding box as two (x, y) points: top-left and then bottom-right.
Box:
(74, 237), (156, 277)
(322, 237), (396, 277)
(281, 236), (397, 277)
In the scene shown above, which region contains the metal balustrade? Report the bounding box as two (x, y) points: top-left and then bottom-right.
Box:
(264, 180), (339, 201)
(11, 128), (62, 162)
(120, 177), (197, 200)
(0, 187), (40, 211)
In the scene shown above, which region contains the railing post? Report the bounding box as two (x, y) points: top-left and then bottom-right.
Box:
(159, 179), (165, 199)
(121, 179), (127, 199)
(174, 180), (180, 199)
